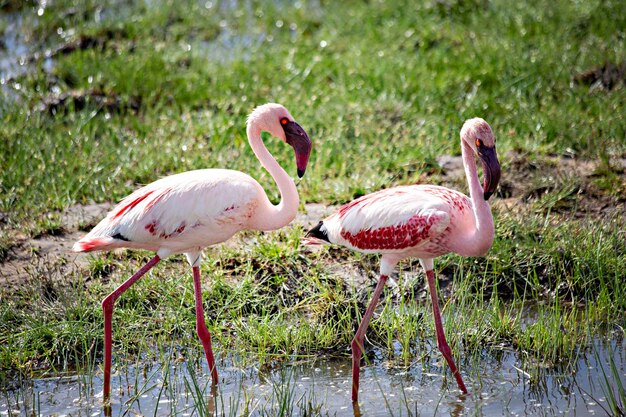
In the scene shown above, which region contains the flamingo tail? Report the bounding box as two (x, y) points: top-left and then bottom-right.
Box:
(303, 221), (330, 246)
(72, 236), (116, 252)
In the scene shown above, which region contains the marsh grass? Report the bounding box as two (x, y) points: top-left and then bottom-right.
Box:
(593, 340), (626, 416)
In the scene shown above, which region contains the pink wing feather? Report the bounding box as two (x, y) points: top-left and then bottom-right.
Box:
(327, 185), (458, 252)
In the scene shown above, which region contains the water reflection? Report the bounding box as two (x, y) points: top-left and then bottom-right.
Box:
(1, 339), (624, 416)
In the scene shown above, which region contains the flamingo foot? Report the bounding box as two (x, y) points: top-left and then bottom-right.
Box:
(435, 329), (468, 393)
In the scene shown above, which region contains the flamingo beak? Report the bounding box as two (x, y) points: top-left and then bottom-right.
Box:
(283, 121), (312, 178)
(479, 146), (501, 200)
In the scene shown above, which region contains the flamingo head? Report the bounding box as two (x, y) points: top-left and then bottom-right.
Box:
(461, 118), (501, 200)
(248, 103), (312, 178)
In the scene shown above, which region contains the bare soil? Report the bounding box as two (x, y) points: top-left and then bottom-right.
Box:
(0, 203), (111, 289)
(438, 151), (626, 217)
(574, 60), (626, 91)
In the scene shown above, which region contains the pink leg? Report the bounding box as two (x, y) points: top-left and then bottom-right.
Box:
(425, 269), (468, 394)
(192, 266), (219, 385)
(351, 274), (389, 403)
(101, 255), (161, 402)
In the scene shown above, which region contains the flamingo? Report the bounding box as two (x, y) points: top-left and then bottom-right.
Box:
(304, 118), (501, 402)
(73, 103), (312, 402)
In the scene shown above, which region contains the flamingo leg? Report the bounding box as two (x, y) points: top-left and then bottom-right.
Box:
(425, 269), (468, 394)
(351, 274), (389, 403)
(192, 266), (219, 385)
(101, 255), (161, 402)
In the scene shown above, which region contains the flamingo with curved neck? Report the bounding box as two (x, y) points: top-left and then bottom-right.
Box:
(73, 103), (312, 403)
(305, 118), (501, 402)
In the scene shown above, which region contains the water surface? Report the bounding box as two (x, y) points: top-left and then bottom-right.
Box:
(1, 338), (624, 416)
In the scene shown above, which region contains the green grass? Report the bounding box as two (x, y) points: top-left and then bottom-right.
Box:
(2, 0), (625, 227)
(1, 0), (625, 414)
(597, 342), (626, 416)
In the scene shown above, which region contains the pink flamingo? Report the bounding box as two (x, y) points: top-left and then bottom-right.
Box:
(73, 103), (312, 401)
(304, 118), (501, 402)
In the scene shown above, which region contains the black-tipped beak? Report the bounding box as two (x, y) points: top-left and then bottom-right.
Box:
(283, 121), (312, 178)
(479, 146), (501, 200)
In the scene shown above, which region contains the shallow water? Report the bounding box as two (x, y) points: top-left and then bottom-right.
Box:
(0, 12), (35, 101)
(1, 338), (624, 416)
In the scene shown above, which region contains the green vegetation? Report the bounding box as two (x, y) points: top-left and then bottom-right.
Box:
(0, 0), (625, 414)
(2, 0), (625, 227)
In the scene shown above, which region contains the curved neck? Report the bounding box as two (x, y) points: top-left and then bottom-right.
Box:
(247, 124), (299, 231)
(461, 141), (494, 255)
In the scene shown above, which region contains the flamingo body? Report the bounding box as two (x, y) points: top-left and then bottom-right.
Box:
(319, 185), (483, 256)
(306, 118), (501, 403)
(74, 169), (266, 256)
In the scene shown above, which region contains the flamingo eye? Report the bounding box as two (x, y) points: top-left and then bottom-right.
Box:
(280, 117), (289, 126)
(475, 139), (482, 148)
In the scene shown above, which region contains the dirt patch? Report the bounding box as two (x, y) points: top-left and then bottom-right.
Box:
(295, 202), (334, 230)
(39, 88), (142, 115)
(437, 151), (626, 217)
(0, 203), (110, 289)
(575, 61), (626, 91)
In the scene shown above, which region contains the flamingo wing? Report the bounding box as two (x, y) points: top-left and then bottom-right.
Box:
(74, 169), (261, 252)
(327, 186), (452, 251)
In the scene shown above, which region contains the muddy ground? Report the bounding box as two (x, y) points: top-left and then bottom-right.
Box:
(1, 152), (624, 294)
